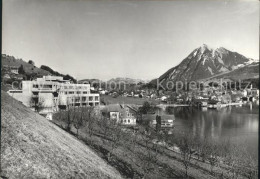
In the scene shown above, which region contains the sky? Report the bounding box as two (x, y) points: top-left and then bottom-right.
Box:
(2, 0), (259, 81)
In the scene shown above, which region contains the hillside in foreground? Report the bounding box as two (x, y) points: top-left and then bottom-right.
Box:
(0, 91), (122, 179)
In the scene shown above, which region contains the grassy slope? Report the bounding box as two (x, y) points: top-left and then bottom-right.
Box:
(2, 55), (51, 76)
(1, 91), (122, 179)
(215, 62), (259, 80)
(200, 62), (259, 82)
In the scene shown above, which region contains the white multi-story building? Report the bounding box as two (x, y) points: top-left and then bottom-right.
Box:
(8, 76), (100, 116)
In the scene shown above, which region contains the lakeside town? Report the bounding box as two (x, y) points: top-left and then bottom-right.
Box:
(2, 44), (259, 179)
(5, 69), (259, 123)
(2, 64), (259, 178)
(1, 0), (259, 178)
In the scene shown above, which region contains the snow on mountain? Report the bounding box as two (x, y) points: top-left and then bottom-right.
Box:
(157, 44), (257, 85)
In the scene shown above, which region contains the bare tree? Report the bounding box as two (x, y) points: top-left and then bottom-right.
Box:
(110, 119), (122, 148)
(138, 126), (159, 176)
(65, 100), (76, 132)
(236, 145), (258, 179)
(206, 140), (220, 175)
(177, 133), (195, 177)
(241, 154), (258, 179)
(98, 116), (111, 144)
(73, 107), (84, 138)
(224, 143), (241, 178)
(85, 107), (96, 139)
(193, 137), (207, 161)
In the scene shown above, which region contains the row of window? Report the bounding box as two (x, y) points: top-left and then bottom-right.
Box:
(32, 84), (89, 90)
(63, 91), (89, 94)
(120, 112), (134, 117)
(63, 86), (89, 90)
(123, 119), (136, 123)
(68, 96), (99, 102)
(33, 84), (52, 89)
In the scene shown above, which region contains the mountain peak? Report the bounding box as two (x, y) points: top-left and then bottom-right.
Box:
(216, 47), (228, 54)
(201, 44), (209, 48)
(158, 45), (255, 83)
(198, 44), (212, 53)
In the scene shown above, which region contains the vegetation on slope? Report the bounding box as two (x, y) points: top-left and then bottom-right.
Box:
(40, 65), (77, 83)
(2, 54), (50, 77)
(2, 54), (77, 82)
(0, 91), (122, 179)
(52, 103), (258, 179)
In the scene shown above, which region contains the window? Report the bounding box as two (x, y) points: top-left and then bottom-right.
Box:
(69, 92), (74, 94)
(39, 85), (52, 89)
(83, 91), (88, 94)
(76, 91), (81, 94)
(9, 90), (22, 93)
(95, 96), (99, 101)
(82, 97), (86, 101)
(75, 97), (80, 103)
(65, 92), (67, 94)
(89, 96), (93, 101)
(128, 119), (130, 123)
(127, 113), (130, 117)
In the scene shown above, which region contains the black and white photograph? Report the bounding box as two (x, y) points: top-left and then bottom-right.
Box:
(1, 0), (259, 178)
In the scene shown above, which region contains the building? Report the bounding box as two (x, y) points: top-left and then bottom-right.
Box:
(7, 76), (100, 116)
(142, 114), (175, 128)
(250, 88), (259, 97)
(160, 96), (168, 102)
(102, 104), (137, 126)
(3, 74), (11, 79)
(207, 100), (221, 109)
(2, 65), (19, 75)
(12, 74), (24, 80)
(193, 99), (208, 107)
(10, 66), (19, 74)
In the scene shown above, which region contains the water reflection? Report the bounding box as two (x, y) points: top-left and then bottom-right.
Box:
(156, 103), (259, 156)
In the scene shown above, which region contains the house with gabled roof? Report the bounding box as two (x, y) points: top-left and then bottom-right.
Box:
(102, 104), (137, 126)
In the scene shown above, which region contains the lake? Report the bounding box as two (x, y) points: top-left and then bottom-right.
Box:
(157, 102), (259, 157)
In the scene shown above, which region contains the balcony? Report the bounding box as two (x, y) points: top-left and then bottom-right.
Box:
(32, 88), (55, 92)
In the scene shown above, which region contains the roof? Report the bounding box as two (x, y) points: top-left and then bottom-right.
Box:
(106, 104), (123, 112)
(102, 104), (139, 114)
(126, 105), (138, 112)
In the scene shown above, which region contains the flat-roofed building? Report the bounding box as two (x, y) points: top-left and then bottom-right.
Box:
(7, 76), (100, 116)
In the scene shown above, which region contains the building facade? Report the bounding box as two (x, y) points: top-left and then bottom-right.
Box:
(102, 104), (137, 126)
(7, 76), (100, 115)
